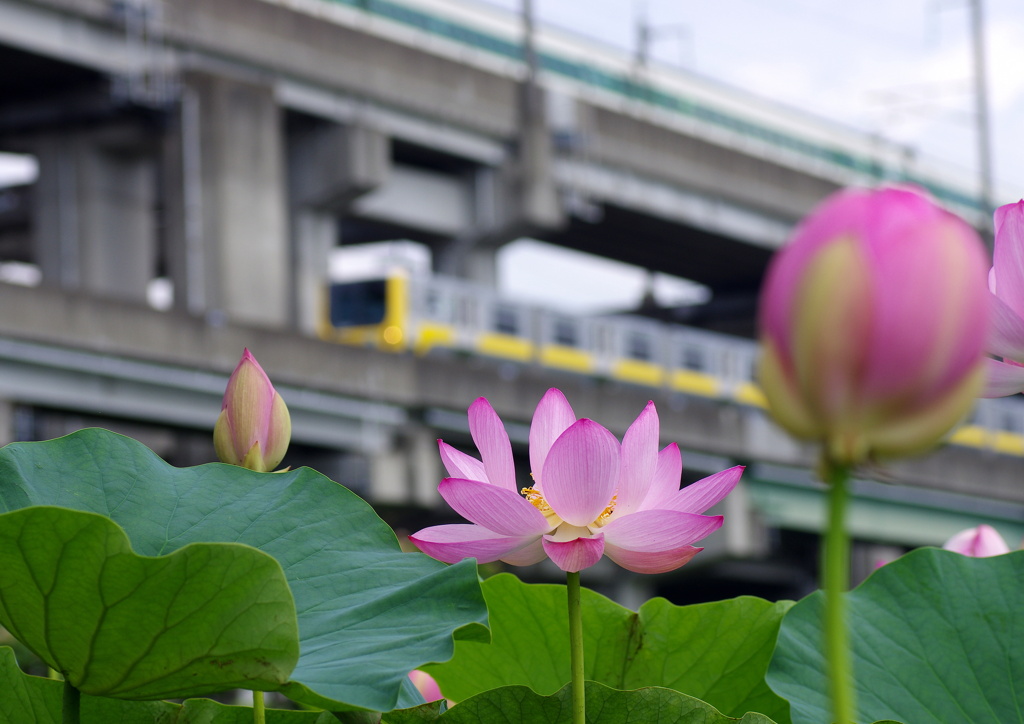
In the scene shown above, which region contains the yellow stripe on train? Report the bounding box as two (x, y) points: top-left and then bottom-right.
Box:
(670, 370), (720, 397)
(476, 333), (535, 362)
(414, 323), (458, 355)
(733, 382), (767, 408)
(539, 345), (596, 374)
(612, 360), (665, 387)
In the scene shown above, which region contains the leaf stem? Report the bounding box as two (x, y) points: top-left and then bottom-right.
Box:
(822, 459), (854, 724)
(566, 570), (585, 724)
(253, 690), (266, 724)
(62, 679), (80, 724)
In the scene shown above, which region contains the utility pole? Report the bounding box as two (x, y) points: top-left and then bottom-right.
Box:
(633, 4), (690, 69)
(522, 0), (540, 115)
(968, 0), (994, 226)
(635, 14), (651, 68)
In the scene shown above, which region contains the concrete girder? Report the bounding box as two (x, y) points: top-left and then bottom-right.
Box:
(0, 281), (1022, 533)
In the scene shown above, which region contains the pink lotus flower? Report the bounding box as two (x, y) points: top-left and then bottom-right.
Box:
(980, 200), (1024, 396)
(943, 524), (1011, 557)
(758, 187), (990, 463)
(409, 389), (742, 573)
(213, 349), (291, 472)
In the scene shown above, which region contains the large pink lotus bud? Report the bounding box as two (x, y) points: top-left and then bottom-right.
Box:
(758, 187), (990, 464)
(213, 349), (291, 472)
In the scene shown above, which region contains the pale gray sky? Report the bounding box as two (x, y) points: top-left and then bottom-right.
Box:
(487, 0), (1024, 196)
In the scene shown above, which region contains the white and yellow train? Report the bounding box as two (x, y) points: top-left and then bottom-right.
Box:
(319, 273), (1024, 457)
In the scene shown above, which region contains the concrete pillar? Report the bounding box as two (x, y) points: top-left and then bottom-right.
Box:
(367, 424), (444, 506)
(0, 399), (12, 447)
(409, 425), (443, 507)
(165, 71), (289, 326)
(722, 480), (766, 558)
(290, 211), (336, 336)
(370, 440), (411, 504)
(29, 127), (156, 303)
(286, 118), (388, 333)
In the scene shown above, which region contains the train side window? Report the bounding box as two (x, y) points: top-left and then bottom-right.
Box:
(456, 296), (477, 328)
(329, 280), (387, 327)
(743, 355), (758, 382)
(963, 406), (983, 425)
(1002, 410), (1023, 434)
(495, 305), (519, 335)
(554, 318), (578, 347)
(593, 325), (613, 356)
(680, 345), (705, 371)
(424, 289), (444, 319)
(627, 332), (652, 361)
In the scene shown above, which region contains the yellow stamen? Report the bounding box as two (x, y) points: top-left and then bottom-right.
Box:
(521, 487), (550, 513)
(591, 494), (618, 528)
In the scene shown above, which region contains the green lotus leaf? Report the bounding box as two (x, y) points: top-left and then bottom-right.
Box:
(768, 548), (1024, 724)
(383, 681), (778, 723)
(0, 645), (365, 723)
(0, 506), (298, 699)
(174, 698), (342, 723)
(0, 429), (487, 713)
(424, 573), (791, 721)
(0, 645), (179, 723)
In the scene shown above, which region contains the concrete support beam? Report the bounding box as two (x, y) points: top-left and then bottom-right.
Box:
(289, 119), (389, 212)
(166, 71), (289, 326)
(354, 164), (470, 237)
(431, 163), (552, 287)
(29, 127), (156, 303)
(287, 119), (389, 333)
(514, 86), (564, 232)
(433, 87), (565, 286)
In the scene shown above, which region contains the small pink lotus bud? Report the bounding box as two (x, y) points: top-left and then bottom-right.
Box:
(943, 525), (1011, 557)
(213, 349), (291, 472)
(408, 670), (443, 702)
(758, 187), (991, 464)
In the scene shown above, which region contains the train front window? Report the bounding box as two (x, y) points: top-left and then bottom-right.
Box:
(329, 280), (387, 327)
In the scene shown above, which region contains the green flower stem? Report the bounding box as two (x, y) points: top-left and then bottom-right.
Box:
(566, 571), (585, 724)
(253, 690), (266, 724)
(62, 679), (80, 724)
(822, 459), (854, 724)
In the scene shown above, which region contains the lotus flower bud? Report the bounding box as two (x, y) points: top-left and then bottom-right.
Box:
(213, 349), (291, 472)
(758, 187), (990, 464)
(408, 670), (443, 702)
(943, 525), (1011, 557)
